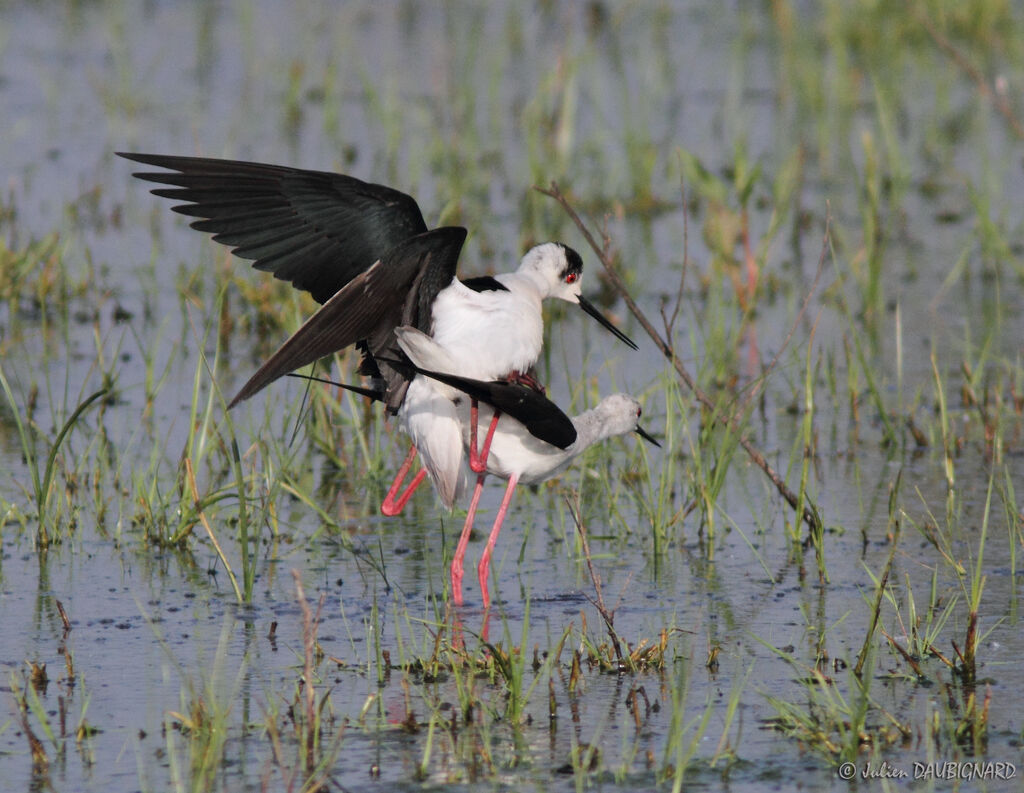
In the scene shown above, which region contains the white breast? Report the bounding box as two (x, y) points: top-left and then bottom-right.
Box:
(455, 400), (576, 485)
(429, 280), (544, 380)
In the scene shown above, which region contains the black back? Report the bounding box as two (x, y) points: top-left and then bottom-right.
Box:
(460, 275), (509, 293)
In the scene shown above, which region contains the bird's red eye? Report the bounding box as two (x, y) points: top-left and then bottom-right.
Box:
(565, 272), (579, 284)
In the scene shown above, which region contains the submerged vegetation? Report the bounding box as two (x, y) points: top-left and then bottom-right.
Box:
(2, 1), (1024, 791)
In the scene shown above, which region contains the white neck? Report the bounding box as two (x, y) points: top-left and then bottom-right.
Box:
(497, 268), (549, 300)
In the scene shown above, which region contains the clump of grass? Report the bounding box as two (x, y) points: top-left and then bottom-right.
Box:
(260, 572), (345, 792)
(763, 425), (1007, 764)
(0, 360), (107, 547)
(895, 465), (998, 754)
(760, 561), (913, 766)
(658, 651), (747, 792)
(12, 670), (54, 779)
(333, 538), (701, 786)
(762, 663), (909, 764)
(0, 232), (89, 337)
(566, 495), (672, 674)
(127, 286), (324, 601)
(157, 610), (257, 793)
(790, 318), (824, 577)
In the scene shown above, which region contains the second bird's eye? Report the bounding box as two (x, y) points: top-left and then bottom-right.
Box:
(565, 272), (579, 284)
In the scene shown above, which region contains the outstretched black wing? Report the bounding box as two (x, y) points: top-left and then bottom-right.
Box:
(118, 152), (429, 304)
(228, 227), (467, 407)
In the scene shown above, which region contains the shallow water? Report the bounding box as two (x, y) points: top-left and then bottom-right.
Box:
(3, 2), (1024, 791)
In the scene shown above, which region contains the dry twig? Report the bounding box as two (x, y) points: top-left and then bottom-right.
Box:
(565, 495), (625, 664)
(917, 6), (1024, 141)
(537, 181), (826, 537)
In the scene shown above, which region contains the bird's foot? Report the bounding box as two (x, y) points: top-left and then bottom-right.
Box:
(381, 446), (426, 515)
(502, 370), (546, 394)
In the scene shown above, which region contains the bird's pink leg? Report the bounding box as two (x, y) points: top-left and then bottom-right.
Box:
(478, 473), (519, 610)
(480, 609), (493, 643)
(451, 472), (486, 605)
(469, 399), (501, 473)
(380, 445), (427, 516)
(447, 604), (466, 651)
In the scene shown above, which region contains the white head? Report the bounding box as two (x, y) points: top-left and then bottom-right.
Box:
(596, 394), (644, 436)
(517, 242), (584, 303)
(517, 243), (638, 349)
(582, 394), (660, 447)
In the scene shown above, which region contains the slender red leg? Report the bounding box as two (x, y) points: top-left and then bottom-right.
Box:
(448, 604), (465, 651)
(470, 398), (478, 454)
(480, 609), (492, 643)
(451, 472), (486, 605)
(478, 473), (519, 610)
(469, 399), (479, 465)
(380, 445), (427, 516)
(469, 399), (501, 473)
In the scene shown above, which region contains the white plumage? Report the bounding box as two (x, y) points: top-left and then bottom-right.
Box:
(397, 243), (600, 508)
(396, 326), (657, 607)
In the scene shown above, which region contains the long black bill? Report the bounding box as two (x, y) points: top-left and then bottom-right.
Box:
(577, 296), (638, 350)
(635, 424), (661, 447)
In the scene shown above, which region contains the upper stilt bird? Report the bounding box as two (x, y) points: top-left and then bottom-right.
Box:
(118, 153), (637, 510)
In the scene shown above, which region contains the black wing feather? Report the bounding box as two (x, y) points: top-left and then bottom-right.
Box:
(285, 372), (384, 402)
(400, 365), (577, 449)
(118, 152), (429, 304)
(228, 227), (467, 407)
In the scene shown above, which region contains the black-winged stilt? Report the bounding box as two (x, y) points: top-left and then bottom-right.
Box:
(118, 153), (637, 512)
(395, 326), (658, 607)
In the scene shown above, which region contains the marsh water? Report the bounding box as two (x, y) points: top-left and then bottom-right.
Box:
(3, 2), (1024, 791)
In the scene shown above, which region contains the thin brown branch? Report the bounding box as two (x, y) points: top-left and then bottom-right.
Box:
(917, 4), (1024, 141)
(565, 494), (623, 663)
(663, 175), (690, 339)
(292, 569), (325, 779)
(537, 181), (825, 536)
